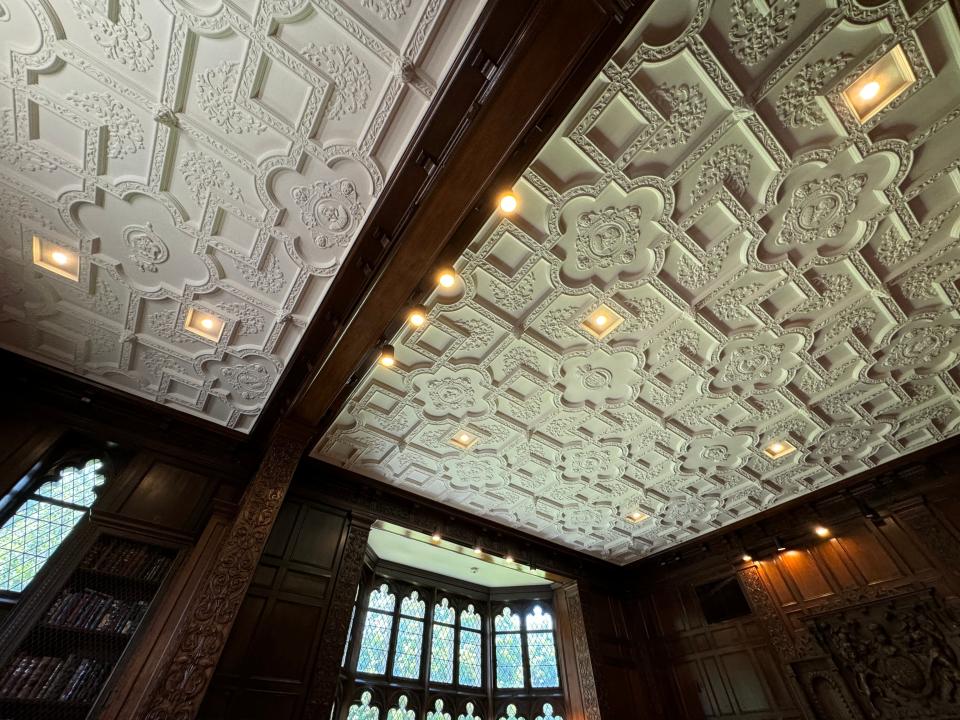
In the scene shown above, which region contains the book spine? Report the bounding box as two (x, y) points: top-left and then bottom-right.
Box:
(36, 657), (64, 700)
(0, 655), (27, 696)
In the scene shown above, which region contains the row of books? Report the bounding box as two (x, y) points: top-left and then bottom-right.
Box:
(80, 538), (171, 581)
(44, 589), (149, 636)
(0, 654), (107, 704)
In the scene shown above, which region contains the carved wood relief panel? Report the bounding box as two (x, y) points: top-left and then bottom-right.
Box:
(0, 0), (484, 431)
(317, 0), (960, 562)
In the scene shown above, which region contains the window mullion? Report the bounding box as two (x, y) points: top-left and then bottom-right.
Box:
(26, 494), (89, 512)
(520, 603), (532, 692)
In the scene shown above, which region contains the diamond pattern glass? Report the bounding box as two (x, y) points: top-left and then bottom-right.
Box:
(495, 632), (523, 688)
(369, 583), (396, 612)
(401, 590), (425, 618)
(430, 622), (454, 683)
(527, 631), (559, 688)
(434, 598), (456, 624)
(495, 608), (520, 632)
(0, 459), (105, 593)
(460, 605), (481, 630)
(392, 616), (424, 679)
(348, 691), (379, 720)
(458, 628), (482, 687)
(357, 609), (393, 675)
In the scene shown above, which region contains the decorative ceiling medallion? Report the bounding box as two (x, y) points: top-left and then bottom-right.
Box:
(318, 0), (960, 562)
(0, 0), (485, 431)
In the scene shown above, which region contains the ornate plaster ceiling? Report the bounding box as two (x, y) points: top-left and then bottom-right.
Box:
(316, 0), (960, 563)
(0, 0), (484, 431)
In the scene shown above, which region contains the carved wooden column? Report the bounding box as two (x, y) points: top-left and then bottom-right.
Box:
(134, 421), (312, 720)
(302, 512), (374, 720)
(553, 582), (602, 720)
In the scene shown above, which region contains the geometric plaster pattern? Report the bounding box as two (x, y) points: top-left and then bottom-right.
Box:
(317, 0), (960, 562)
(0, 0), (484, 431)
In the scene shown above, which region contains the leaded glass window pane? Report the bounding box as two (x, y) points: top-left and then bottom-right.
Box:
(0, 458), (105, 594)
(527, 631), (559, 687)
(494, 608), (519, 632)
(400, 590), (425, 618)
(460, 604), (481, 630)
(495, 632), (523, 688)
(357, 610), (393, 675)
(426, 699), (450, 720)
(525, 606), (553, 631)
(499, 703), (525, 720)
(392, 616), (424, 679)
(430, 622), (454, 683)
(386, 694), (415, 720)
(434, 598), (455, 624)
(348, 691), (380, 720)
(369, 583), (396, 612)
(458, 628), (482, 687)
(458, 701), (481, 720)
(534, 703), (561, 720)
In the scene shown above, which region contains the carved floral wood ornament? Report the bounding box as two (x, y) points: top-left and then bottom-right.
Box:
(318, 0), (960, 562)
(0, 0), (484, 431)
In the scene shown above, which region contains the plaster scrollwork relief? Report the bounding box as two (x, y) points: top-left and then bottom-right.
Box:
(729, 0), (799, 65)
(709, 331), (806, 396)
(806, 421), (894, 465)
(0, 0), (478, 432)
(410, 366), (492, 421)
(776, 54), (853, 128)
(691, 144), (752, 204)
(679, 435), (754, 476)
(558, 349), (643, 408)
(869, 316), (960, 381)
(641, 83), (707, 154)
(292, 179), (365, 248)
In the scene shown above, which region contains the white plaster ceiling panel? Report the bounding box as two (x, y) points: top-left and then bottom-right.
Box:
(316, 0), (960, 563)
(0, 0), (485, 431)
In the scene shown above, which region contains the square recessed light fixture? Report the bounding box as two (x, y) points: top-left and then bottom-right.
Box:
(582, 304), (624, 340)
(184, 308), (225, 342)
(32, 235), (79, 281)
(625, 511), (649, 524)
(843, 44), (915, 124)
(763, 439), (796, 460)
(450, 430), (479, 450)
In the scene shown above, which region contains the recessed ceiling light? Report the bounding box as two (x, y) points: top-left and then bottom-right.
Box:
(498, 193), (518, 214)
(763, 439), (796, 460)
(775, 536), (787, 552)
(378, 345), (396, 367)
(32, 235), (79, 281)
(625, 511), (648, 524)
(184, 308), (224, 342)
(842, 44), (915, 124)
(449, 430), (478, 450)
(814, 525), (831, 538)
(437, 269), (458, 289)
(407, 306), (427, 327)
(431, 532), (441, 542)
(741, 553), (753, 563)
(473, 546), (482, 555)
(505, 554), (514, 563)
(581, 304), (624, 340)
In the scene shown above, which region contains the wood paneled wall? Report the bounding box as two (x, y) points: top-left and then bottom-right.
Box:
(624, 447), (960, 720)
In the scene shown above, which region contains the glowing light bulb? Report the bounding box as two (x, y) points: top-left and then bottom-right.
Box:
(473, 546), (482, 555)
(200, 317), (215, 330)
(768, 442), (785, 455)
(814, 525), (831, 538)
(438, 270), (456, 288)
(51, 251), (69, 266)
(408, 307), (426, 327)
(379, 345), (396, 367)
(593, 314), (608, 327)
(459, 433), (471, 443)
(498, 193), (518, 213)
(859, 81), (880, 101)
(505, 554), (514, 563)
(741, 554), (753, 563)
(432, 533), (441, 542)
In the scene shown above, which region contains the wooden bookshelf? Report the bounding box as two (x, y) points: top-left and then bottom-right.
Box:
(0, 535), (176, 719)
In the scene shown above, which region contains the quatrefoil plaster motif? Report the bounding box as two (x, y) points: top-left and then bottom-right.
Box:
(709, 331), (807, 396)
(557, 348), (643, 408)
(292, 179), (365, 249)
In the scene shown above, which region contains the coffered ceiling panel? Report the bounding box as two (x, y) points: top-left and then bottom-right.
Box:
(317, 0), (960, 563)
(0, 0), (484, 431)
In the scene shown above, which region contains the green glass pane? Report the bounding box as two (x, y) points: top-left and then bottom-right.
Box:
(458, 628), (482, 687)
(357, 609), (392, 675)
(527, 631), (559, 688)
(0, 499), (85, 593)
(34, 459), (104, 507)
(429, 622), (454, 683)
(495, 632), (523, 688)
(392, 617), (424, 679)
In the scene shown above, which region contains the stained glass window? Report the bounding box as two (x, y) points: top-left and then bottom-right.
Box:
(458, 701), (481, 720)
(392, 590), (425, 679)
(458, 604), (482, 687)
(426, 698), (450, 720)
(499, 704), (525, 720)
(534, 703), (561, 720)
(495, 608), (523, 689)
(386, 695), (415, 720)
(0, 459), (105, 593)
(357, 584), (396, 675)
(430, 598), (455, 683)
(348, 691), (380, 720)
(525, 606), (559, 688)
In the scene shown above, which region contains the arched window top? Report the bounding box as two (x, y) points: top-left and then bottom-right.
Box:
(369, 583), (396, 612)
(458, 702), (480, 720)
(400, 590), (425, 618)
(434, 597), (455, 624)
(460, 604), (481, 630)
(348, 691), (380, 720)
(426, 698), (450, 720)
(534, 704), (560, 720)
(499, 704), (524, 720)
(386, 695), (415, 720)
(525, 606), (553, 631)
(494, 607), (520, 632)
(0, 456), (106, 593)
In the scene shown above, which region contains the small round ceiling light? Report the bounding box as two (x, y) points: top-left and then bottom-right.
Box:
(498, 192), (518, 214)
(437, 269), (457, 288)
(473, 545), (482, 555)
(814, 525), (831, 538)
(431, 532), (441, 542)
(379, 345), (396, 367)
(407, 306), (427, 327)
(741, 553), (753, 563)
